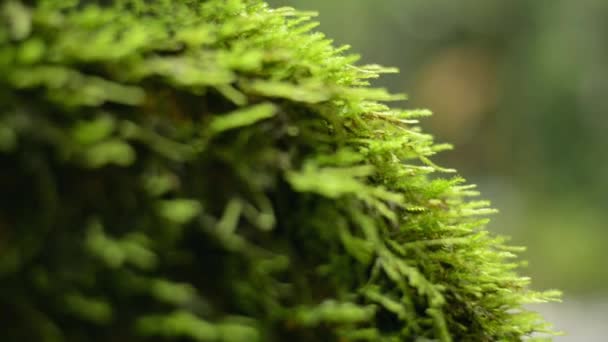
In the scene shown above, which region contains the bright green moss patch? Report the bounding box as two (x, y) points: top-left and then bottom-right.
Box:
(0, 1), (559, 341)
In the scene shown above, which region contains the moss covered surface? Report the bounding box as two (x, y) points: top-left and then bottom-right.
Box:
(0, 1), (559, 341)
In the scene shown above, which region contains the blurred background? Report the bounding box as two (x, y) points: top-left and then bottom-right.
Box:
(270, 0), (608, 340)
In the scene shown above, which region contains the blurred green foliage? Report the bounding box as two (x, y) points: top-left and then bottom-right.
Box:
(270, 0), (608, 295)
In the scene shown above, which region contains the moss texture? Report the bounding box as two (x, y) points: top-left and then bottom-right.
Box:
(0, 1), (559, 341)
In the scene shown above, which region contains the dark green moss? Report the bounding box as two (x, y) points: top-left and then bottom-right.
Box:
(0, 1), (559, 341)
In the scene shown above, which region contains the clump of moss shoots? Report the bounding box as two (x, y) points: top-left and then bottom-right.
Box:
(0, 0), (560, 341)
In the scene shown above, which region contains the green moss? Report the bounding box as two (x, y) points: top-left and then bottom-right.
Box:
(0, 0), (559, 341)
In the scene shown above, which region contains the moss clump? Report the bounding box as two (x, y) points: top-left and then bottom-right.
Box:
(0, 1), (559, 341)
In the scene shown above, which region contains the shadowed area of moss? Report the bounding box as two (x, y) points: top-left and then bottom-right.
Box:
(0, 0), (559, 341)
